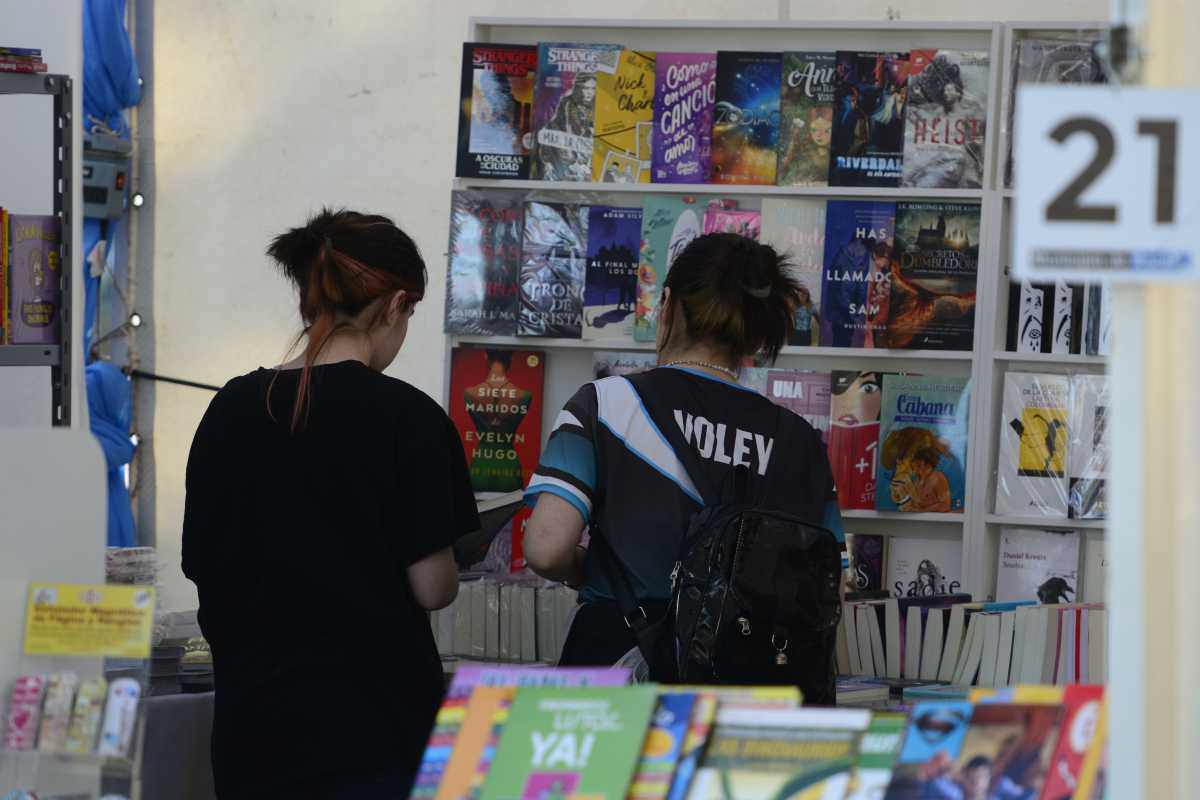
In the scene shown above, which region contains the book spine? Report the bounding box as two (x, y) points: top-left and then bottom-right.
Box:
(485, 582), (500, 660)
(0, 60), (48, 73)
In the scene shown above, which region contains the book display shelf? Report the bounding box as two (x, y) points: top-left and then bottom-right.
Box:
(441, 17), (1110, 605)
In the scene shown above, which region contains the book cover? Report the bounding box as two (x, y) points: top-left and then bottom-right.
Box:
(820, 200), (895, 348)
(829, 51), (909, 188)
(448, 348), (544, 495)
(1037, 686), (1104, 800)
(886, 536), (964, 598)
(829, 371), (885, 509)
(884, 701), (973, 798)
(666, 693), (718, 800)
(901, 50), (988, 189)
(456, 44), (538, 179)
(531, 42), (622, 182)
(847, 532), (887, 593)
(593, 50), (656, 184)
(845, 712), (906, 800)
(444, 190), (524, 336)
(759, 198), (825, 346)
(628, 692), (698, 800)
(652, 53), (717, 184)
(593, 351), (657, 380)
(1069, 375), (1110, 520)
(432, 686), (516, 800)
(687, 707), (870, 800)
(765, 369), (831, 444)
(877, 374), (970, 513)
(8, 214), (62, 345)
(778, 52), (836, 187)
(634, 195), (704, 343)
(995, 529), (1080, 603)
(711, 51), (782, 185)
(995, 372), (1071, 518)
(887, 201), (980, 351)
(582, 206), (642, 340)
(519, 201), (588, 337)
(1070, 697), (1107, 800)
(1082, 283), (1111, 357)
(702, 204), (760, 239)
(480, 686), (658, 800)
(1051, 281), (1083, 355)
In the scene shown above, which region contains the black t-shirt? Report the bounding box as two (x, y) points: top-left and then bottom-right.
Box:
(526, 366), (843, 603)
(182, 362), (477, 796)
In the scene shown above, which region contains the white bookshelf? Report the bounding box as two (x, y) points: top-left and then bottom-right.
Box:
(444, 18), (1109, 602)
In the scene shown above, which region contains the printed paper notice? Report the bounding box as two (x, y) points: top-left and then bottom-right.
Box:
(23, 583), (155, 658)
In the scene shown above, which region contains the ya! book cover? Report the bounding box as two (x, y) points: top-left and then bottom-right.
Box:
(877, 374), (969, 513)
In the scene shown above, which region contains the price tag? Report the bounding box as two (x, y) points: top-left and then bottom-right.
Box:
(1015, 86), (1197, 281)
(23, 583), (155, 658)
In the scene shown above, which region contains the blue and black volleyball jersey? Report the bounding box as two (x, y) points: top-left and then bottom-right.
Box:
(525, 366), (844, 603)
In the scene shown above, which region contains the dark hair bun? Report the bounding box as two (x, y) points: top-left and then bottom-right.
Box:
(266, 208), (344, 288)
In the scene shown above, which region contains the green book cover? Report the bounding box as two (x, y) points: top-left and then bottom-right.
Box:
(634, 195), (703, 343)
(844, 712), (905, 800)
(481, 686), (658, 800)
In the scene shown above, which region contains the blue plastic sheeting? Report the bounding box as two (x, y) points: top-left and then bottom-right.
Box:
(83, 0), (141, 135)
(82, 218), (103, 358)
(86, 360), (137, 547)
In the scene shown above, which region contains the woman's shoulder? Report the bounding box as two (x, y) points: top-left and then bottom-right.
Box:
(364, 371), (448, 418)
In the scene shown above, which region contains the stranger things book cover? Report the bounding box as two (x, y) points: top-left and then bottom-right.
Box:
(530, 42), (622, 182)
(519, 201), (589, 338)
(456, 43), (538, 180)
(829, 51), (910, 188)
(449, 347), (545, 496)
(443, 190), (523, 336)
(651, 52), (717, 183)
(710, 51), (782, 185)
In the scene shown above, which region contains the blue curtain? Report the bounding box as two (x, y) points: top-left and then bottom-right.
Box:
(83, 0), (141, 135)
(86, 361), (136, 547)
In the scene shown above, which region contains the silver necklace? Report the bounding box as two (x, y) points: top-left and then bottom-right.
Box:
(664, 359), (739, 380)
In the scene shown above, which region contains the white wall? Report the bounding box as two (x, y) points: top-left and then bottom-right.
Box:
(148, 0), (1107, 612)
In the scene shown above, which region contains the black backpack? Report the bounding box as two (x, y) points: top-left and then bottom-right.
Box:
(591, 466), (844, 704)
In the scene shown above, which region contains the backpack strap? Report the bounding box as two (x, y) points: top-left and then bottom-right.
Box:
(589, 526), (658, 655)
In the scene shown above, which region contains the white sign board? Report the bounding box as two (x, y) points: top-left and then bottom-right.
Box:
(1015, 86), (1197, 282)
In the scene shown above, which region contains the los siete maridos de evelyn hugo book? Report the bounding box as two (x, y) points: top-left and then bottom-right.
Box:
(443, 190), (523, 336)
(448, 348), (544, 496)
(877, 374), (969, 513)
(829, 371), (885, 510)
(634, 195), (703, 343)
(456, 44), (538, 180)
(8, 215), (62, 345)
(711, 51), (781, 185)
(519, 201), (588, 338)
(479, 686), (657, 800)
(900, 49), (989, 189)
(778, 52), (835, 187)
(759, 198), (825, 346)
(592, 49), (655, 183)
(652, 53), (716, 183)
(995, 372), (1070, 518)
(820, 200), (895, 349)
(583, 206), (641, 340)
(531, 43), (621, 182)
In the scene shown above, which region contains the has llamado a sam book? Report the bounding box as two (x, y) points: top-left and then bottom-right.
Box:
(886, 536), (963, 598)
(765, 369), (831, 445)
(628, 691), (698, 800)
(519, 201), (589, 338)
(634, 195), (704, 343)
(593, 50), (655, 184)
(887, 201), (979, 351)
(778, 52), (836, 187)
(444, 190), (523, 336)
(449, 348), (545, 496)
(1041, 685), (1104, 800)
(760, 198), (825, 346)
(711, 51), (782, 185)
(1069, 374), (1110, 520)
(820, 200), (895, 349)
(995, 528), (1080, 603)
(995, 372), (1070, 518)
(479, 686), (658, 800)
(830, 51), (910, 188)
(456, 44), (538, 179)
(7, 215), (62, 345)
(652, 53), (717, 184)
(877, 374), (970, 514)
(583, 206), (642, 340)
(531, 42), (621, 182)
(829, 371), (886, 510)
(901, 50), (989, 189)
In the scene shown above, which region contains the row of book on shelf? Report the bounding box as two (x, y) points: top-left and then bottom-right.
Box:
(3, 674), (139, 758)
(0, 210), (63, 345)
(432, 581), (577, 665)
(409, 662), (1107, 800)
(0, 45), (47, 74)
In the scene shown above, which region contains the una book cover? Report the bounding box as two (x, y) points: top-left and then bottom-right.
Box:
(652, 53), (717, 184)
(760, 198), (825, 346)
(995, 529), (1080, 604)
(444, 190), (524, 336)
(456, 44), (538, 179)
(711, 51), (782, 185)
(829, 51), (909, 188)
(592, 50), (656, 184)
(448, 348), (545, 495)
(845, 712), (906, 800)
(628, 692), (698, 800)
(702, 203), (760, 239)
(531, 42), (622, 182)
(847, 531), (887, 592)
(1040, 685), (1104, 800)
(519, 201), (588, 338)
(886, 536), (964, 598)
(887, 201), (979, 351)
(7, 214), (62, 345)
(479, 686), (658, 800)
(819, 200), (895, 349)
(1069, 374), (1109, 520)
(686, 707), (870, 800)
(877, 374), (970, 514)
(900, 50), (989, 189)
(778, 52), (836, 187)
(765, 369), (831, 445)
(634, 195), (703, 343)
(995, 372), (1070, 518)
(582, 206), (642, 340)
(829, 371), (885, 510)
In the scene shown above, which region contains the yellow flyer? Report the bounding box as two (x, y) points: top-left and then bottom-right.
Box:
(23, 583), (155, 658)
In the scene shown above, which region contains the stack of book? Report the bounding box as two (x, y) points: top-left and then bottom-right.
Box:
(432, 581), (577, 665)
(0, 46), (47, 74)
(105, 547), (159, 586)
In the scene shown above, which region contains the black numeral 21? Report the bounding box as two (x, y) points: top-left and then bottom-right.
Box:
(1045, 116), (1178, 224)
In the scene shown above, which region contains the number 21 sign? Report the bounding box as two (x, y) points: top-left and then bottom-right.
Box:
(1015, 86), (1196, 282)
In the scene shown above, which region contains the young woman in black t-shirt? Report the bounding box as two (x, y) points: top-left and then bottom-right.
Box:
(523, 233), (845, 667)
(182, 209), (477, 799)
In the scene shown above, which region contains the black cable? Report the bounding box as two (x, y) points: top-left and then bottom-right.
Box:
(129, 369), (220, 392)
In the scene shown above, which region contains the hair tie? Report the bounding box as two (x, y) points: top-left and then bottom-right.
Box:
(742, 283), (771, 300)
(323, 235), (333, 251)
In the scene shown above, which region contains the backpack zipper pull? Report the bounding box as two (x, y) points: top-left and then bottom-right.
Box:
(669, 561), (681, 592)
(737, 617), (751, 636)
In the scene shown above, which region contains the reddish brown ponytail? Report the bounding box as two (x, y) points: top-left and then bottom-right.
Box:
(266, 208), (427, 431)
